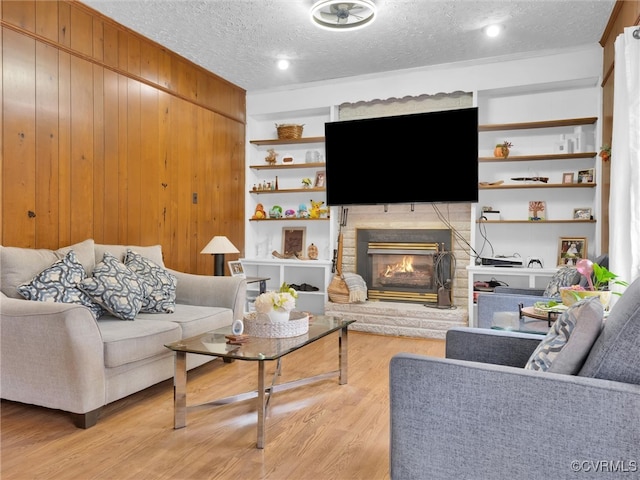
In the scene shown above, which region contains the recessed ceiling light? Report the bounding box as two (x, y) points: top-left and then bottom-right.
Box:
(310, 0), (377, 31)
(277, 59), (290, 70)
(485, 24), (503, 38)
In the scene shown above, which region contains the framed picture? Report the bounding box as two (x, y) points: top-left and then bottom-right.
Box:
(528, 200), (546, 221)
(314, 170), (326, 188)
(573, 208), (592, 220)
(558, 237), (588, 267)
(228, 260), (245, 277)
(577, 168), (595, 184)
(282, 227), (306, 256)
(562, 172), (574, 184)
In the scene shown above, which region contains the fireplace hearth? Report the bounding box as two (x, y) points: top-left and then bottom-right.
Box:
(356, 229), (452, 304)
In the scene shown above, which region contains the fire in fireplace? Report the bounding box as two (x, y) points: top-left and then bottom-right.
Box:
(356, 229), (452, 303)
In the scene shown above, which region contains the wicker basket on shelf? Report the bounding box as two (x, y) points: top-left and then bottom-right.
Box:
(276, 123), (304, 140)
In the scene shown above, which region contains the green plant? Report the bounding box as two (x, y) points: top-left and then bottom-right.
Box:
(577, 259), (628, 296)
(599, 144), (611, 162)
(495, 140), (513, 148)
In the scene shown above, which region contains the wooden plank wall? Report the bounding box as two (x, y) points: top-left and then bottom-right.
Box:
(598, 0), (640, 253)
(1, 0), (246, 275)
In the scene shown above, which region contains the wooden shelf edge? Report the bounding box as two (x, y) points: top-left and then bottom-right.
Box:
(249, 217), (331, 222)
(476, 219), (596, 224)
(479, 152), (597, 162)
(250, 162), (326, 170)
(250, 136), (325, 146)
(478, 117), (597, 131)
(479, 183), (596, 190)
(250, 188), (326, 194)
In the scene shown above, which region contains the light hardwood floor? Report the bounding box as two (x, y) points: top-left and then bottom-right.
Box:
(1, 331), (445, 480)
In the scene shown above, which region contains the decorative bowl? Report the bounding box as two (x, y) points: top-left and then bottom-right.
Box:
(243, 311), (309, 338)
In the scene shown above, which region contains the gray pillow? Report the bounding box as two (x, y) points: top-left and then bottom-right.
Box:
(80, 252), (153, 321)
(525, 296), (603, 374)
(543, 266), (582, 298)
(578, 276), (640, 384)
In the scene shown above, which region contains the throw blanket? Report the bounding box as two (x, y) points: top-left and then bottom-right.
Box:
(342, 273), (367, 303)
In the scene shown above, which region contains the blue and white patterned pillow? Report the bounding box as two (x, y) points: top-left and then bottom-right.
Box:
(79, 252), (152, 321)
(525, 296), (603, 374)
(543, 266), (582, 298)
(17, 250), (104, 319)
(124, 249), (177, 313)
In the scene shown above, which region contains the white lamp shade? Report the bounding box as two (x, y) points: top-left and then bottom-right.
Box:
(200, 236), (239, 254)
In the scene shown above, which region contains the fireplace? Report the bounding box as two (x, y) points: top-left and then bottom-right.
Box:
(356, 229), (452, 304)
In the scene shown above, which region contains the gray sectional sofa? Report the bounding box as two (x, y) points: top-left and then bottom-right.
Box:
(0, 239), (246, 428)
(390, 274), (640, 479)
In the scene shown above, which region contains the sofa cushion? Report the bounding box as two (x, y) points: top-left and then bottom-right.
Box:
(524, 296), (603, 374)
(97, 317), (182, 368)
(137, 303), (233, 338)
(124, 249), (177, 314)
(578, 276), (640, 384)
(80, 252), (153, 321)
(95, 244), (164, 267)
(0, 239), (95, 299)
(16, 250), (104, 319)
(543, 266), (582, 298)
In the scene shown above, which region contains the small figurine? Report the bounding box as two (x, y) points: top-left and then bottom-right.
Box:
(309, 199), (328, 219)
(269, 205), (283, 218)
(285, 209), (296, 218)
(298, 203), (309, 218)
(265, 148), (278, 165)
(252, 203), (266, 219)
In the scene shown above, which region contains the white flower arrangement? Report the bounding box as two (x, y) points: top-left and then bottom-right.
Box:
(254, 282), (298, 313)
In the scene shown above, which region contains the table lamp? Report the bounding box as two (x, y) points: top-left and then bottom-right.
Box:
(201, 236), (239, 276)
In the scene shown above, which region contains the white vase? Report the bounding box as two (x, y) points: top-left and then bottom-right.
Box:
(268, 309), (290, 322)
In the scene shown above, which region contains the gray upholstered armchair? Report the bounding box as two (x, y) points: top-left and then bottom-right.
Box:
(389, 272), (640, 480)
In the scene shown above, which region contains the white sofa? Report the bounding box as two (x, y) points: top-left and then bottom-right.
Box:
(0, 239), (246, 428)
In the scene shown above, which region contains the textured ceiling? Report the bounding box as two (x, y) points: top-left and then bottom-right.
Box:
(81, 0), (616, 92)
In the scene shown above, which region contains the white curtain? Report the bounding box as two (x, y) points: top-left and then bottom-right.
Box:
(609, 26), (640, 296)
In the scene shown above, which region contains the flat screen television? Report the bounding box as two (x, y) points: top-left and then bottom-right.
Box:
(324, 107), (478, 205)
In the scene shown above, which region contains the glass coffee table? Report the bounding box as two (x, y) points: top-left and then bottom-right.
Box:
(165, 315), (355, 449)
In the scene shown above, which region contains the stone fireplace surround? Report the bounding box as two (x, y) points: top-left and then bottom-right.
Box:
(325, 203), (470, 339)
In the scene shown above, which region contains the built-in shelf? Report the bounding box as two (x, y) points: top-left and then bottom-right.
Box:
(479, 152), (597, 162)
(476, 219), (596, 224)
(250, 187), (325, 194)
(249, 217), (330, 222)
(478, 117), (597, 132)
(250, 162), (325, 170)
(249, 137), (325, 146)
(479, 183), (596, 190)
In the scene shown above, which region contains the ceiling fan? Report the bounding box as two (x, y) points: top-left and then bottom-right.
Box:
(310, 0), (377, 31)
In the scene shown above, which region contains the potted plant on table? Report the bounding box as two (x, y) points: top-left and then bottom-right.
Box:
(560, 259), (628, 308)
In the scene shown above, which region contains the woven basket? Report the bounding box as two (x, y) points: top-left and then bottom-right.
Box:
(276, 123), (304, 140)
(328, 275), (350, 304)
(243, 311), (309, 338)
